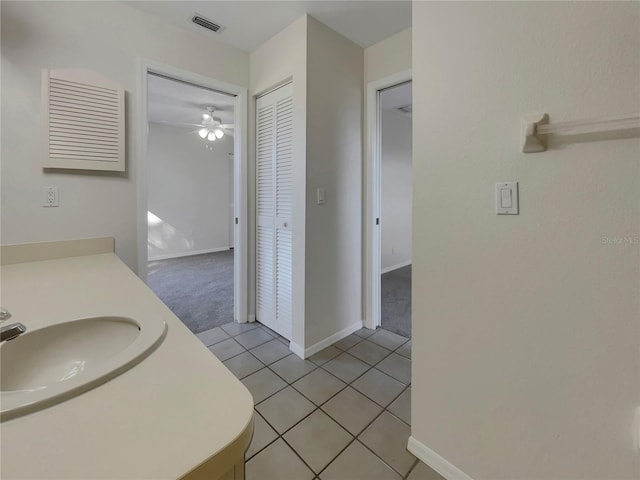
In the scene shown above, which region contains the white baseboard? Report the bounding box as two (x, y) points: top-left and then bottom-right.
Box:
(290, 320), (363, 359)
(234, 315), (253, 325)
(149, 246), (232, 261)
(407, 436), (473, 480)
(381, 260), (412, 275)
(289, 341), (305, 359)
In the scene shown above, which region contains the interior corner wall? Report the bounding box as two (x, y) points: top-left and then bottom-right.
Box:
(147, 123), (233, 261)
(364, 27), (411, 85)
(381, 110), (412, 271)
(249, 15), (307, 341)
(0, 1), (249, 272)
(412, 2), (640, 479)
(304, 16), (364, 347)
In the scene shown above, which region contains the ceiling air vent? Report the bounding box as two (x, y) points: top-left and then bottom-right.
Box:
(192, 14), (223, 33)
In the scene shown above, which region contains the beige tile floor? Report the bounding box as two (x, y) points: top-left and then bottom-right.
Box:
(197, 322), (444, 480)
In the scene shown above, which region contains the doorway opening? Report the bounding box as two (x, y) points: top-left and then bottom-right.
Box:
(365, 70), (412, 336)
(137, 61), (248, 334)
(146, 73), (235, 333)
(379, 81), (412, 337)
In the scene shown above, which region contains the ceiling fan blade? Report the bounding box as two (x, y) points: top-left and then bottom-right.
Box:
(153, 120), (206, 128)
(218, 124), (235, 129)
(221, 128), (234, 137)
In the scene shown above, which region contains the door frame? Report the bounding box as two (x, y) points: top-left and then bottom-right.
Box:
(136, 59), (249, 324)
(364, 69), (412, 330)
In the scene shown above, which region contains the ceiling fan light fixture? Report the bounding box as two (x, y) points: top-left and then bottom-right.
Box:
(215, 129), (224, 139)
(202, 113), (211, 121)
(207, 131), (216, 141)
(198, 128), (208, 139)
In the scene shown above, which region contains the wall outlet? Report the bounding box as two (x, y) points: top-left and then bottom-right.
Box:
(44, 186), (59, 207)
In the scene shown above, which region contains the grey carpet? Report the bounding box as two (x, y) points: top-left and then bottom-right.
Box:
(147, 250), (234, 334)
(381, 265), (411, 338)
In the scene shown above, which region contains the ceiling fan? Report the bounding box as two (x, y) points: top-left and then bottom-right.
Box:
(194, 106), (234, 141)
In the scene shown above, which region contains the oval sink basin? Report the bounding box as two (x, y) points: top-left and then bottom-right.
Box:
(1, 316), (166, 421)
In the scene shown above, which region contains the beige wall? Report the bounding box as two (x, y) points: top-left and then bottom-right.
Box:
(305, 16), (364, 346)
(412, 2), (640, 479)
(147, 123), (233, 260)
(0, 1), (249, 270)
(381, 110), (412, 271)
(249, 15), (364, 351)
(365, 28), (411, 84)
(249, 16), (308, 344)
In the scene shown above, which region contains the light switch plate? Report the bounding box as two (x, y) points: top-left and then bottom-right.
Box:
(496, 182), (518, 215)
(317, 188), (325, 205)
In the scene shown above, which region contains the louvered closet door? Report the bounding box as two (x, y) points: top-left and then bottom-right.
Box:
(256, 83), (293, 340)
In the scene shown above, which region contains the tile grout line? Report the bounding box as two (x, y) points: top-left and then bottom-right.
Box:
(227, 351), (267, 380)
(347, 340), (395, 365)
(318, 351), (409, 401)
(248, 348), (412, 477)
(347, 384), (414, 478)
(314, 335), (413, 477)
(243, 346), (409, 437)
(403, 458), (421, 480)
(218, 323), (408, 367)
(385, 383), (412, 428)
(248, 335), (410, 418)
(197, 322), (263, 345)
(290, 375), (349, 409)
(249, 374), (393, 472)
(245, 410), (278, 461)
(244, 351), (324, 411)
(207, 324), (414, 478)
(249, 394), (350, 474)
(208, 336), (248, 360)
(249, 375), (362, 476)
(216, 328), (410, 403)
(313, 380), (412, 479)
(214, 333), (282, 365)
(280, 427), (335, 476)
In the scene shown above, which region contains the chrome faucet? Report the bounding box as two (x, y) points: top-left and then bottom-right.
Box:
(0, 308), (27, 342)
(1, 323), (27, 342)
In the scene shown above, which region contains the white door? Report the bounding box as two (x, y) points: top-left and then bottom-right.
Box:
(256, 83), (293, 339)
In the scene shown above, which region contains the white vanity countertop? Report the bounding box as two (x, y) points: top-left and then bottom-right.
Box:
(0, 252), (254, 479)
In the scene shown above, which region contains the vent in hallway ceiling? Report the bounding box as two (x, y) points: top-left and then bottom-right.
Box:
(192, 14), (223, 33)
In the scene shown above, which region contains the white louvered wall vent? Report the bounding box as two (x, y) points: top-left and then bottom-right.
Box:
(42, 68), (125, 171)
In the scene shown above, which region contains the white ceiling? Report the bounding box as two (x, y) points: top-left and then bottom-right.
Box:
(147, 73), (235, 128)
(126, 1), (411, 52)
